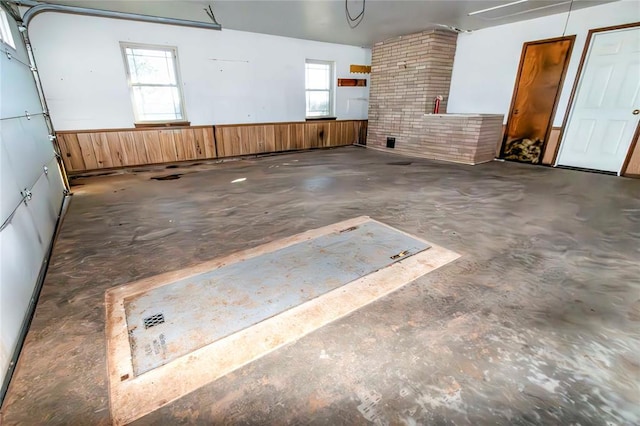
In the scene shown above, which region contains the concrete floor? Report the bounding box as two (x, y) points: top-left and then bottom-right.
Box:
(2, 146), (639, 425)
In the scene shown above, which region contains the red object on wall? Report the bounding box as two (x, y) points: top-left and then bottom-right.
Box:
(433, 96), (443, 114)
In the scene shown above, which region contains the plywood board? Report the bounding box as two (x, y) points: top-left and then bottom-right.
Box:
(105, 132), (125, 168)
(125, 221), (429, 375)
(158, 130), (179, 163)
(201, 127), (216, 158)
(141, 131), (164, 165)
(118, 131), (145, 166)
(105, 216), (459, 425)
(91, 133), (114, 168)
(57, 133), (85, 172)
(290, 122), (306, 149)
(274, 123), (290, 151)
(76, 133), (99, 170)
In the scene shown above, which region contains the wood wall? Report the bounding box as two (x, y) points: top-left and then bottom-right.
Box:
(216, 120), (365, 157)
(57, 126), (215, 173)
(57, 120), (367, 173)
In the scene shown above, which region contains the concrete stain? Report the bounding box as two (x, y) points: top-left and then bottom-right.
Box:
(151, 173), (182, 181)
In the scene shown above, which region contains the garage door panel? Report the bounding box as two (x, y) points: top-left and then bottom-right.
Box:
(22, 113), (55, 158)
(0, 202), (45, 375)
(1, 5), (63, 390)
(0, 52), (42, 119)
(1, 115), (55, 190)
(1, 7), (30, 65)
(0, 142), (23, 226)
(44, 157), (65, 216)
(27, 172), (57, 250)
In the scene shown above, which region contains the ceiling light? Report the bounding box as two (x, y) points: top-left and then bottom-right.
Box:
(468, 0), (528, 16)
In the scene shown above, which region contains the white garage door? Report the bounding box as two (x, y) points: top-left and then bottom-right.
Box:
(557, 27), (640, 173)
(0, 6), (65, 393)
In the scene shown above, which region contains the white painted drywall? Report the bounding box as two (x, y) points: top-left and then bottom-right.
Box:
(0, 6), (64, 391)
(27, 13), (371, 131)
(448, 0), (640, 126)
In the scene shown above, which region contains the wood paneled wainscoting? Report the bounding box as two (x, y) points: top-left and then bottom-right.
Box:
(57, 126), (216, 173)
(57, 120), (368, 174)
(215, 120), (366, 157)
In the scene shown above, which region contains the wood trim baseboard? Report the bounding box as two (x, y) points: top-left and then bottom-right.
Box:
(305, 116), (338, 121)
(57, 120), (367, 133)
(215, 119), (361, 128)
(134, 121), (191, 128)
(56, 125), (211, 134)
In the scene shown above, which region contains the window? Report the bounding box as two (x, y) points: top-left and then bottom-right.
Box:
(305, 60), (334, 118)
(121, 43), (186, 123)
(0, 9), (16, 50)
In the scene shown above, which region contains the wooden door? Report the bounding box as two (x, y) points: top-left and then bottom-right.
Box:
(501, 36), (575, 164)
(557, 27), (640, 172)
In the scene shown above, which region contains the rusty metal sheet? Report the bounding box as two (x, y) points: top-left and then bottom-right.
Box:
(124, 221), (430, 375)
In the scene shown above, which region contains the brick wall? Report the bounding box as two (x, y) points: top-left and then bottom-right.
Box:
(367, 29), (458, 148)
(366, 29), (504, 164)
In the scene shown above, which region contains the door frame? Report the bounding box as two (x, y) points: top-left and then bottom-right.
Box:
(500, 35), (576, 160)
(551, 22), (640, 173)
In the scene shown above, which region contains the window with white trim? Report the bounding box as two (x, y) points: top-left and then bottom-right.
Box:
(121, 43), (186, 123)
(305, 60), (334, 118)
(0, 9), (16, 50)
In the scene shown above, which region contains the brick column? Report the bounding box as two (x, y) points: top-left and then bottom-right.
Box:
(367, 30), (458, 150)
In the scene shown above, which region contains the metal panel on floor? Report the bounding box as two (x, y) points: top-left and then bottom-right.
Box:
(125, 220), (430, 375)
(106, 216), (460, 425)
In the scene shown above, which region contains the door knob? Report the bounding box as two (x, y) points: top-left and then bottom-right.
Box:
(633, 109), (639, 115)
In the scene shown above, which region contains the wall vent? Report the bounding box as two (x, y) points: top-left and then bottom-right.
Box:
(386, 137), (396, 149)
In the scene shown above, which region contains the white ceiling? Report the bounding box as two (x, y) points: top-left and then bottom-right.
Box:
(32, 0), (616, 46)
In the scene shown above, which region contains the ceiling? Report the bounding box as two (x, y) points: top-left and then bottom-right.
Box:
(28, 0), (616, 46)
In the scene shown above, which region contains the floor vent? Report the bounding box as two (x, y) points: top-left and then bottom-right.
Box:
(143, 313), (165, 329)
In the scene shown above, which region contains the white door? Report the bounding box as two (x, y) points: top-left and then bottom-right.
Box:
(557, 27), (640, 172)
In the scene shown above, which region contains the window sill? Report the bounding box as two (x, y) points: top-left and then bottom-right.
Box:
(134, 121), (191, 128)
(305, 117), (337, 121)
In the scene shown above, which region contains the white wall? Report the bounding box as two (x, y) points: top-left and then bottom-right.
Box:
(448, 0), (640, 126)
(28, 13), (371, 131)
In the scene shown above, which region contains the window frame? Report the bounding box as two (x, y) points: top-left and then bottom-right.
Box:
(120, 42), (188, 124)
(305, 59), (335, 119)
